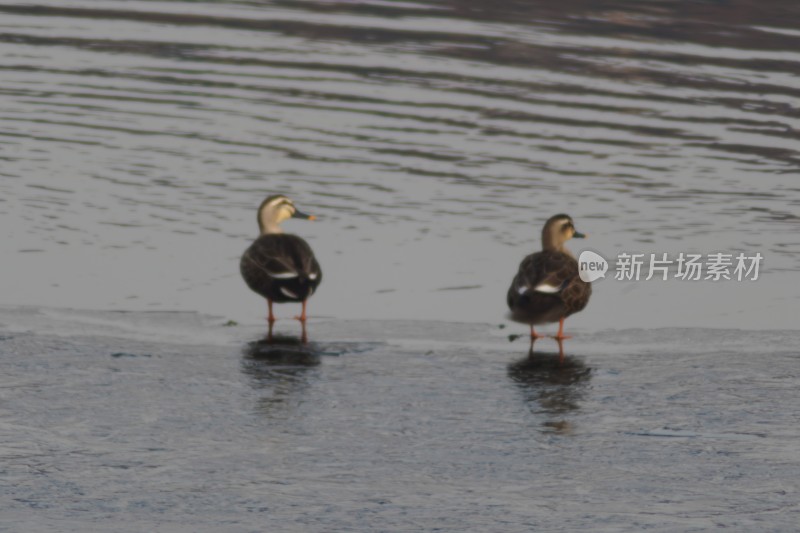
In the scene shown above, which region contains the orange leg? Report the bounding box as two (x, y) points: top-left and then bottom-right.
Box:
(553, 317), (572, 340)
(266, 320), (275, 344)
(555, 338), (565, 361)
(530, 324), (545, 340)
(294, 300), (308, 344)
(267, 299), (276, 325)
(294, 300), (308, 323)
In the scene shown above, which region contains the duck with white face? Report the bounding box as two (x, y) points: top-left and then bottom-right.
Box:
(507, 214), (591, 341)
(240, 195), (322, 338)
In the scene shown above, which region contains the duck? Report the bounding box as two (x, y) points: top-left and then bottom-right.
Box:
(240, 195), (322, 330)
(507, 214), (591, 340)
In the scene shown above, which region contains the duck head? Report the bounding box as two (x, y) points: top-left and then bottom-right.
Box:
(541, 214), (586, 252)
(257, 195), (315, 234)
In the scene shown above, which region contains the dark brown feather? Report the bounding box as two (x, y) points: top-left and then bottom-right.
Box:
(507, 250), (591, 325)
(240, 233), (322, 303)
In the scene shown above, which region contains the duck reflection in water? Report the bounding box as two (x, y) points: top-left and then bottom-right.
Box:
(242, 334), (321, 419)
(508, 339), (592, 434)
(243, 330), (321, 366)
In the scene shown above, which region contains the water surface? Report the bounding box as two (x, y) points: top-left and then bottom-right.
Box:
(1, 0), (799, 328)
(1, 307), (799, 530)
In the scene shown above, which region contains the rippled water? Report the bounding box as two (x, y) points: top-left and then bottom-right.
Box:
(1, 308), (799, 531)
(2, 0), (800, 328)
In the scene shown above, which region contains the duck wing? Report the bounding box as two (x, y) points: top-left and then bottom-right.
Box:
(512, 251), (579, 298)
(243, 234), (320, 280)
(241, 234), (322, 302)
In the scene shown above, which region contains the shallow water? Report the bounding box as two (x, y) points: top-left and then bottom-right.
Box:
(1, 307), (799, 531)
(1, 0), (799, 328)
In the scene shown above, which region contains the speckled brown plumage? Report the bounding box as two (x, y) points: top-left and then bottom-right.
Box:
(507, 250), (590, 324)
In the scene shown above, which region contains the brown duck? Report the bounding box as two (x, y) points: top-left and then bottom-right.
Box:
(507, 214), (591, 340)
(240, 195), (322, 330)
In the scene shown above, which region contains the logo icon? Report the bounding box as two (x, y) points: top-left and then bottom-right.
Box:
(578, 250), (608, 282)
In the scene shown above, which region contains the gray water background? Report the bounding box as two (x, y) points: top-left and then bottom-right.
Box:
(1, 0), (799, 329)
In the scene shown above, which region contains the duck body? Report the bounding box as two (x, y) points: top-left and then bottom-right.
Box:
(506, 214), (591, 339)
(240, 195), (321, 333)
(507, 249), (590, 325)
(240, 233), (321, 304)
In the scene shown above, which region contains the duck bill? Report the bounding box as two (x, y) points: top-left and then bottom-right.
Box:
(573, 231), (587, 238)
(292, 210), (316, 221)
